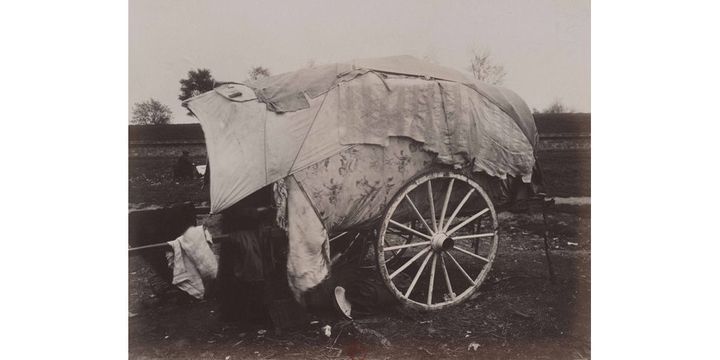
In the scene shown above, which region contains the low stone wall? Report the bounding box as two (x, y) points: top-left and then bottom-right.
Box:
(129, 141), (207, 158)
(128, 114), (591, 158)
(129, 136), (589, 158)
(538, 134), (590, 151)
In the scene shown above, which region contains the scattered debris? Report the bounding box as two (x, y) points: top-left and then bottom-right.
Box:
(321, 325), (332, 337)
(468, 342), (480, 351)
(567, 242), (578, 246)
(350, 323), (391, 348)
(257, 329), (267, 335)
(419, 347), (433, 356)
(310, 320), (319, 325)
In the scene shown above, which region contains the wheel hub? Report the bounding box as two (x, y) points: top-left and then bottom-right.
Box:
(431, 232), (454, 252)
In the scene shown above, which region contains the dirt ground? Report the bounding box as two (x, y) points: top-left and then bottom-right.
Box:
(129, 205), (590, 360)
(129, 149), (590, 359)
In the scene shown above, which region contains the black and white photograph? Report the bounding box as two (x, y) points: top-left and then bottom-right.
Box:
(10, 1), (720, 359)
(127, 1), (590, 358)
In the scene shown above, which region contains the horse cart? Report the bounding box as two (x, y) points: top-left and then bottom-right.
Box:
(174, 55), (549, 313)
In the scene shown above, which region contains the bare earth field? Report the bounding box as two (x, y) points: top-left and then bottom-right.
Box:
(129, 150), (590, 359)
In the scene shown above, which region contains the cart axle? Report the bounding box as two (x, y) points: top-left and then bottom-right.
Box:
(430, 232), (454, 252)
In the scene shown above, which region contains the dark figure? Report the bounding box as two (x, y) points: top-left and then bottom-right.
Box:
(216, 186), (277, 323)
(202, 157), (210, 190)
(174, 150), (196, 180)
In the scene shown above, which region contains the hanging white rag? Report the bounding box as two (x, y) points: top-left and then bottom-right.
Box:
(166, 226), (217, 299)
(285, 176), (331, 301)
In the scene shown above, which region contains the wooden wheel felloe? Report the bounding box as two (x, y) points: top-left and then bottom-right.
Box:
(376, 171), (499, 311)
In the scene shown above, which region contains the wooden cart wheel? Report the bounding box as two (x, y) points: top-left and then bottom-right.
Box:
(376, 171), (499, 311)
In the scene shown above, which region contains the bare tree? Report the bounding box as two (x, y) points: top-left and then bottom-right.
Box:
(421, 47), (439, 64)
(543, 98), (573, 114)
(469, 50), (506, 85)
(131, 98), (173, 125)
(248, 66), (271, 81)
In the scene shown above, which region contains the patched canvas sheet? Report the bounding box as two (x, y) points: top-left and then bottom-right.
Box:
(185, 55), (543, 297)
(336, 74), (535, 181)
(186, 56), (538, 215)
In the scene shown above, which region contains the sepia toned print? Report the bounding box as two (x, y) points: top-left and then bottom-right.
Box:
(129, 1), (590, 358)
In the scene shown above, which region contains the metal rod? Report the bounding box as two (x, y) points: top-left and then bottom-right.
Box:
(542, 201), (556, 281)
(329, 231), (348, 243)
(128, 242), (171, 252)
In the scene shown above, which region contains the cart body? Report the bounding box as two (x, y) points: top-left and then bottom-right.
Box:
(183, 55), (542, 309)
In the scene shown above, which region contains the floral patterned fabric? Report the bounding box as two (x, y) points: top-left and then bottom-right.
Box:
(292, 137), (436, 233)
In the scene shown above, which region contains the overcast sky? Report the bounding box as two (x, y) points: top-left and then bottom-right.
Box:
(130, 0), (590, 123)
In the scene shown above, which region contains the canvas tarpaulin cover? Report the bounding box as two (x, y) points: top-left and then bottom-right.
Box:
(184, 55), (540, 297)
(185, 55), (538, 215)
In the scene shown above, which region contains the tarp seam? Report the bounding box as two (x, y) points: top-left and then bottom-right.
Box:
(289, 175), (328, 235)
(287, 91), (330, 175)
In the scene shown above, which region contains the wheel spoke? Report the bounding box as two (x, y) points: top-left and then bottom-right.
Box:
(384, 241), (431, 251)
(389, 246), (431, 279)
(453, 232), (495, 240)
(440, 254), (455, 300)
(383, 237), (400, 258)
(405, 195), (434, 235)
(404, 251), (433, 298)
(446, 251), (475, 285)
(389, 220), (432, 240)
(427, 253), (437, 305)
(387, 229), (412, 238)
(453, 246), (489, 262)
(427, 180), (437, 232)
(443, 188), (476, 232)
(438, 178), (455, 230)
(447, 208), (489, 236)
